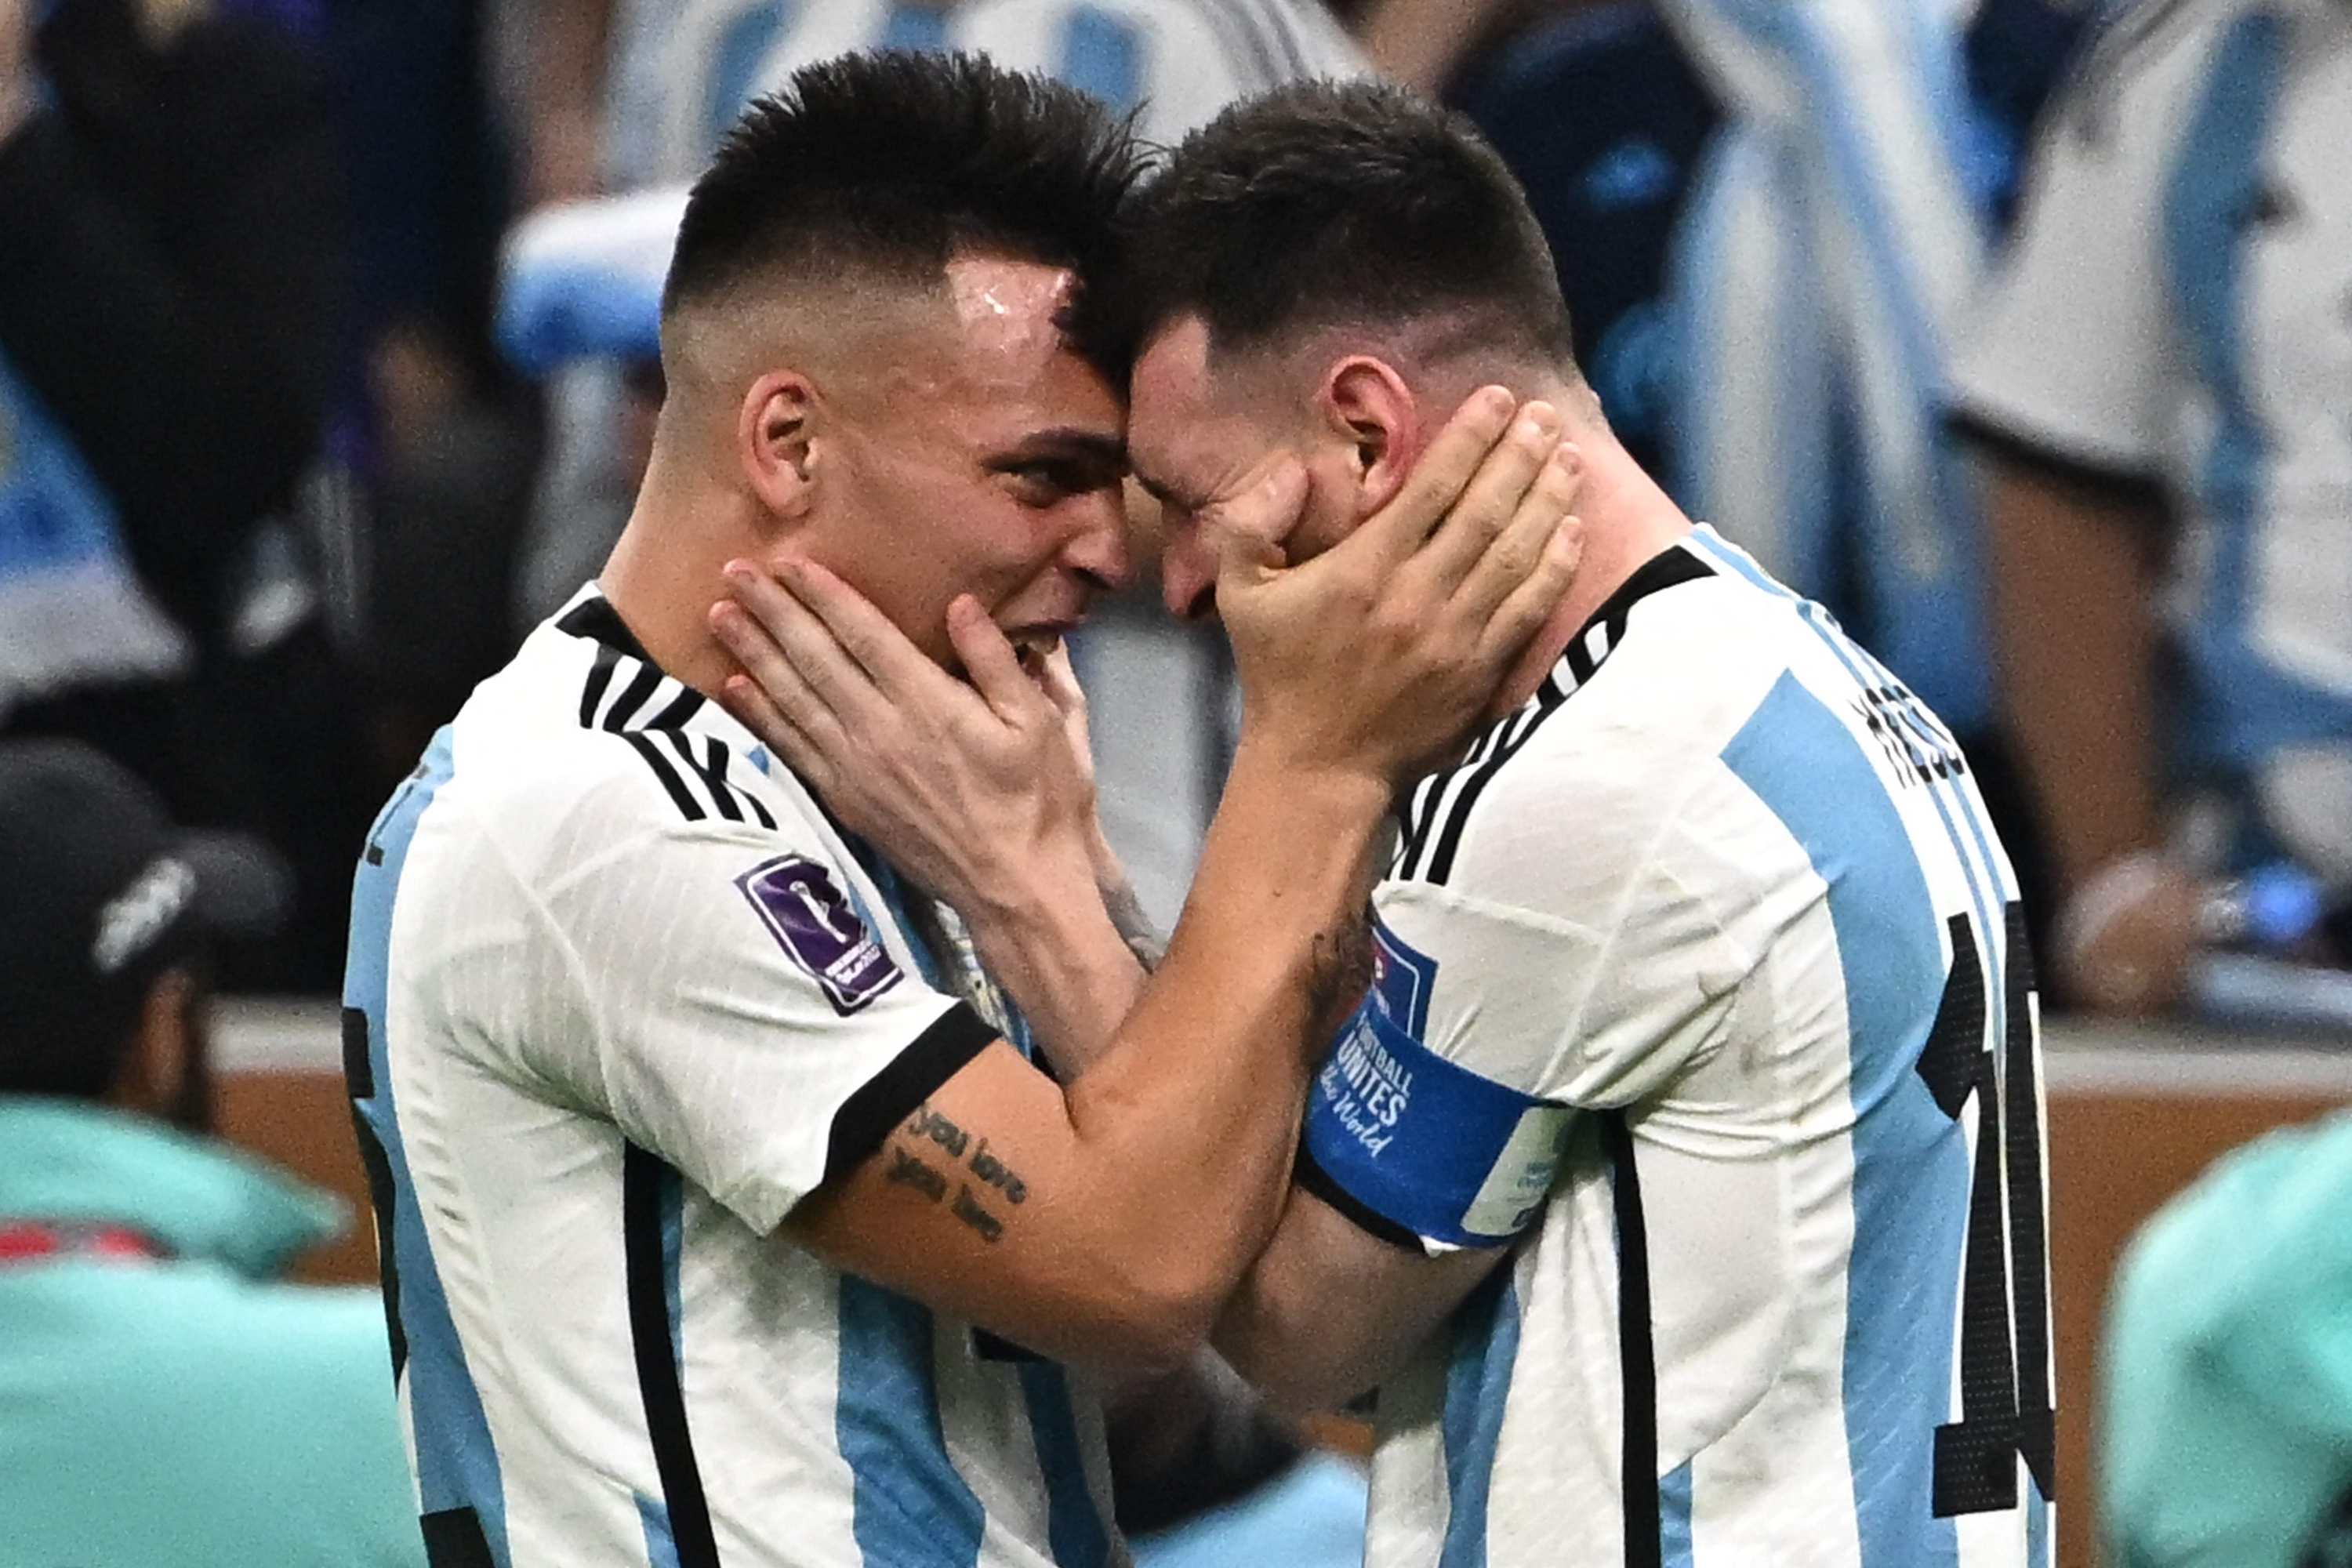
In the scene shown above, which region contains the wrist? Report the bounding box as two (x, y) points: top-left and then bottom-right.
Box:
(1224, 733), (1394, 832)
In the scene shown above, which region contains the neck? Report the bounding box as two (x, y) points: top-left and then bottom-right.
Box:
(597, 451), (763, 698)
(1489, 419), (1692, 712)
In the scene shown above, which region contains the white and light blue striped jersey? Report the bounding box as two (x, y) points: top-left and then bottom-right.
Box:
(1950, 0), (2352, 789)
(1359, 528), (2055, 1566)
(343, 588), (1123, 1568)
(601, 0), (1367, 191)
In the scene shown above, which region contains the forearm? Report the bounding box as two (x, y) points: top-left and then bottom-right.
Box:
(1984, 458), (2170, 890)
(1058, 742), (1386, 1334)
(960, 885), (1147, 1076)
(1215, 1185), (1504, 1416)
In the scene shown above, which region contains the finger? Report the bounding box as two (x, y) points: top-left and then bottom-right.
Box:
(1034, 644), (1087, 721)
(720, 562), (884, 724)
(708, 597), (855, 759)
(1211, 477), (1299, 598)
(1389, 401), (1565, 597)
(944, 595), (1040, 722)
(775, 556), (964, 706)
(1198, 450), (1311, 554)
(1472, 509), (1586, 675)
(1449, 441), (1584, 624)
(1334, 384), (1520, 572)
(717, 672), (832, 792)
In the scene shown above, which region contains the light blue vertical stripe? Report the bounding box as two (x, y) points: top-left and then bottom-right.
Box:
(1058, 6), (1145, 114)
(1018, 1360), (1113, 1568)
(660, 1162), (688, 1383)
(882, 2), (952, 53)
(1437, 1270), (1521, 1568)
(702, 2), (794, 156)
(343, 728), (513, 1564)
(837, 1276), (987, 1568)
(1661, 1457), (1696, 1567)
(638, 1492), (683, 1568)
(1721, 673), (1965, 1568)
(2162, 10), (2286, 774)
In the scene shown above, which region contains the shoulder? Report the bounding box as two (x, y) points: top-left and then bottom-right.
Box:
(1393, 538), (1806, 918)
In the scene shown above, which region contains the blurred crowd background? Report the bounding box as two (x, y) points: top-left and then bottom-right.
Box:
(3, 0), (2350, 1564)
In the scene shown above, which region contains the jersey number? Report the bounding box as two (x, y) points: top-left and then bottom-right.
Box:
(1915, 903), (2056, 1517)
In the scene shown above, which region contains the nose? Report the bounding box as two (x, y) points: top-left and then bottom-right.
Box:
(1062, 488), (1134, 593)
(1160, 520), (1218, 622)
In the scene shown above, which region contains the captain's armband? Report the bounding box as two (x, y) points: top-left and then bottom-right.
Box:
(1298, 921), (1570, 1254)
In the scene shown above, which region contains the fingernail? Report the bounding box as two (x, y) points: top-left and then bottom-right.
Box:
(1552, 442), (1581, 473)
(1520, 402), (1560, 438)
(1477, 385), (1514, 418)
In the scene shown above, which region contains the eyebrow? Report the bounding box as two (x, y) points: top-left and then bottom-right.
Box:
(1127, 465), (1208, 514)
(980, 428), (1129, 474)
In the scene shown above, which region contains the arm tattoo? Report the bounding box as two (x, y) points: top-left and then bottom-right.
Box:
(884, 1145), (949, 1202)
(895, 1105), (1032, 1240)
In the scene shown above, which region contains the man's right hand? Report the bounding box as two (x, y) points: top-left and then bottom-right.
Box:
(1215, 387), (1583, 793)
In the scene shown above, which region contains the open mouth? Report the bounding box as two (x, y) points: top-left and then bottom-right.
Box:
(1007, 629), (1065, 677)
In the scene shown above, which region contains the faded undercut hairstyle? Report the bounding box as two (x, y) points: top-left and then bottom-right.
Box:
(662, 50), (1146, 380)
(1081, 80), (1577, 379)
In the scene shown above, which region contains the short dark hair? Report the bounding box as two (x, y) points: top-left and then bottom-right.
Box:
(663, 50), (1144, 373)
(1083, 80), (1574, 376)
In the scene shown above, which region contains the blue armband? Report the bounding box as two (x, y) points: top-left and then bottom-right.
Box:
(1300, 922), (1570, 1250)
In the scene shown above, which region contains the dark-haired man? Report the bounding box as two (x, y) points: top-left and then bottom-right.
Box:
(343, 49), (1579, 1568)
(722, 79), (2057, 1567)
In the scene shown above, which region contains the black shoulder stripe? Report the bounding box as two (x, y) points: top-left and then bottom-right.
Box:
(823, 1004), (998, 1185)
(625, 731), (706, 821)
(601, 661), (666, 732)
(1405, 544), (1715, 887)
(579, 643), (621, 729)
(645, 686), (707, 731)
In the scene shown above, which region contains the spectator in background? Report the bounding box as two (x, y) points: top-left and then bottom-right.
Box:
(2102, 1109), (2352, 1566)
(0, 0), (364, 990)
(0, 739), (423, 1568)
(1951, 0), (2352, 1016)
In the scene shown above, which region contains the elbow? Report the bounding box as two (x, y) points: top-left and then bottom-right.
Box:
(1083, 1255), (1227, 1374)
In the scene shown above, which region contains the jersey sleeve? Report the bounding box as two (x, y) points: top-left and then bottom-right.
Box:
(517, 769), (994, 1235)
(1947, 41), (2190, 478)
(1299, 795), (1747, 1251)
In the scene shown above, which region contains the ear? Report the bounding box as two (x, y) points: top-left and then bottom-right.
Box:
(738, 370), (819, 523)
(1314, 356), (1422, 517)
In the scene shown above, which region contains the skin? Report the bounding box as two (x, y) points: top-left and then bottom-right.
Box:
(603, 254), (1582, 1374)
(716, 306), (1698, 1407)
(1979, 452), (2195, 1013)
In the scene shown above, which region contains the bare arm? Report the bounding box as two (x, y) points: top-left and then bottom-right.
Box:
(1214, 1185), (1510, 1416)
(1978, 445), (2197, 1011)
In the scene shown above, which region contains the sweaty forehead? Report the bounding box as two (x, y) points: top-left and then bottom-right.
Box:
(946, 254), (1080, 365)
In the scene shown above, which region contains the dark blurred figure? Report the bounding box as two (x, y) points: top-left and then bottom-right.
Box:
(0, 739), (423, 1568)
(322, 0), (542, 797)
(0, 0), (365, 990)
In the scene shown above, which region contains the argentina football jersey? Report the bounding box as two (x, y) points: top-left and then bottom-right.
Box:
(344, 587), (1120, 1567)
(1299, 528), (2053, 1566)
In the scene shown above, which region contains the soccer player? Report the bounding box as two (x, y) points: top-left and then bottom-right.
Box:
(343, 53), (1581, 1568)
(719, 81), (2057, 1566)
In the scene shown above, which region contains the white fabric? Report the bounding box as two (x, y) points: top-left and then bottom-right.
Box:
(373, 593), (1119, 1567)
(1363, 528), (2053, 1567)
